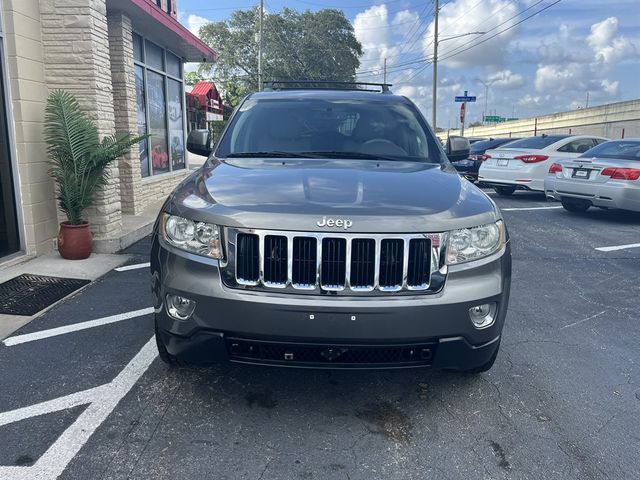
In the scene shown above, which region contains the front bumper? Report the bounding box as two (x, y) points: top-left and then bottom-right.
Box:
(545, 176), (640, 212)
(479, 165), (544, 192)
(151, 235), (511, 370)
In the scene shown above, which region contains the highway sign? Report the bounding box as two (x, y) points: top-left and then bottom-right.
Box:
(455, 90), (476, 102)
(484, 116), (519, 122)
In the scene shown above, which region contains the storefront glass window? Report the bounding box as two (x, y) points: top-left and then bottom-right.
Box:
(147, 71), (169, 175)
(133, 33), (185, 178)
(166, 52), (181, 78)
(167, 79), (185, 170)
(135, 65), (150, 177)
(133, 33), (143, 62)
(145, 40), (164, 71)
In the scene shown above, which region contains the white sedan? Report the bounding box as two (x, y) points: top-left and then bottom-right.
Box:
(478, 134), (609, 196)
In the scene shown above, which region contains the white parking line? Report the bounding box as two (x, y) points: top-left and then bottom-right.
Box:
(2, 307), (154, 347)
(0, 336), (158, 480)
(115, 262), (150, 272)
(501, 206), (563, 211)
(595, 242), (640, 252)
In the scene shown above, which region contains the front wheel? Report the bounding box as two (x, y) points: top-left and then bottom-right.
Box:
(561, 198), (590, 213)
(494, 186), (516, 196)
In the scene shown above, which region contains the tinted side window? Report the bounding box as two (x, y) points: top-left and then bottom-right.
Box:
(558, 139), (596, 154)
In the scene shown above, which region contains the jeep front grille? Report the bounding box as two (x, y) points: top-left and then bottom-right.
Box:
(229, 229), (445, 294)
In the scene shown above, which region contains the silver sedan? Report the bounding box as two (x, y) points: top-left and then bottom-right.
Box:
(545, 139), (640, 212)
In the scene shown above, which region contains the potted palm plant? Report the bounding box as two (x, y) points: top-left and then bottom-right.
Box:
(44, 90), (145, 260)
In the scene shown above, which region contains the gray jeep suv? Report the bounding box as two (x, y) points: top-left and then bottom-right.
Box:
(151, 83), (511, 372)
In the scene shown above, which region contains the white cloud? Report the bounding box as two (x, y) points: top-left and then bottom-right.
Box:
(393, 9), (418, 29)
(600, 79), (619, 96)
(186, 14), (210, 37)
(587, 17), (637, 66)
(487, 69), (525, 90)
(353, 5), (407, 83)
(533, 16), (638, 103)
(423, 0), (521, 69)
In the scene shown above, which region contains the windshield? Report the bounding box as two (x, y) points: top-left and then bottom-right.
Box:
(502, 135), (569, 149)
(580, 140), (640, 160)
(215, 97), (446, 163)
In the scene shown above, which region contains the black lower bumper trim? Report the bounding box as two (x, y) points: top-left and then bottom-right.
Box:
(157, 326), (501, 371)
(226, 337), (436, 367)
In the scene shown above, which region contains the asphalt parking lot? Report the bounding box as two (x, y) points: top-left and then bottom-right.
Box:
(1, 189), (639, 480)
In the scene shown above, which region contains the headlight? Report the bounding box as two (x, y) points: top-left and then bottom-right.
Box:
(161, 214), (223, 259)
(447, 220), (505, 265)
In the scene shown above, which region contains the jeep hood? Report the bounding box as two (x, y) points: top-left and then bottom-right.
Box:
(166, 158), (499, 233)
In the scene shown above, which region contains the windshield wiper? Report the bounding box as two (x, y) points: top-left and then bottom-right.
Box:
(226, 151), (314, 158)
(302, 151), (402, 161)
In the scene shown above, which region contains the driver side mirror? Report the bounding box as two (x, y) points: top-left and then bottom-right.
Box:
(445, 135), (470, 162)
(187, 129), (213, 157)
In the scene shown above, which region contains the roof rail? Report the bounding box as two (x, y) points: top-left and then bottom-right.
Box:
(263, 80), (393, 94)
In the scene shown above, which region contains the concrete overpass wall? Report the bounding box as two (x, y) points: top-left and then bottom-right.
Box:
(438, 98), (640, 141)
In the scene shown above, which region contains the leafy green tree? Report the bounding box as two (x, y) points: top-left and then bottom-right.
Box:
(184, 71), (204, 86)
(197, 7), (363, 108)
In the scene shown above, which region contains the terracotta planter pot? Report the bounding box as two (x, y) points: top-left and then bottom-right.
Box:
(58, 221), (93, 260)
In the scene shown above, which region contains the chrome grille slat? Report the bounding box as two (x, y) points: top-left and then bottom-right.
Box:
(231, 229), (440, 294)
(292, 237), (316, 289)
(263, 235), (287, 287)
(379, 239), (404, 291)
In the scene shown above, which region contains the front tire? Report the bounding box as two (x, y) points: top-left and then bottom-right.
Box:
(494, 186), (516, 196)
(561, 198), (590, 213)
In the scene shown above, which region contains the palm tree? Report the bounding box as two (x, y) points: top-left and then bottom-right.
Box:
(44, 90), (145, 225)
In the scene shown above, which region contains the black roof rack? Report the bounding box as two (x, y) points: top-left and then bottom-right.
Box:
(263, 80), (393, 94)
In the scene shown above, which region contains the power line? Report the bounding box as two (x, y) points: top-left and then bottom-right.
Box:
(391, 0), (562, 87)
(390, 0), (559, 83)
(437, 0), (561, 63)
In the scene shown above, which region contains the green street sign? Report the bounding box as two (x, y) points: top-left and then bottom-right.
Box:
(484, 115), (502, 122)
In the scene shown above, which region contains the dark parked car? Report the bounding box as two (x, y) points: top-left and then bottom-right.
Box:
(452, 137), (519, 182)
(151, 82), (512, 373)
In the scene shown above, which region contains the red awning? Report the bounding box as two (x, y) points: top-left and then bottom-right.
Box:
(107, 0), (218, 62)
(190, 81), (214, 96)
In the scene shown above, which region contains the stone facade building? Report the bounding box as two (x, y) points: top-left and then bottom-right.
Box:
(0, 0), (217, 262)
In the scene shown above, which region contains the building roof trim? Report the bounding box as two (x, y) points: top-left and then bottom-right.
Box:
(107, 0), (218, 62)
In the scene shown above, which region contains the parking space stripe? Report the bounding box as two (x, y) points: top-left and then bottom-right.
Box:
(501, 206), (562, 211)
(595, 242), (640, 252)
(0, 336), (158, 479)
(115, 262), (150, 272)
(0, 386), (104, 427)
(2, 307), (154, 347)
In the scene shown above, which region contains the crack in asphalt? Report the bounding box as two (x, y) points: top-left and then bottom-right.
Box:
(124, 372), (185, 479)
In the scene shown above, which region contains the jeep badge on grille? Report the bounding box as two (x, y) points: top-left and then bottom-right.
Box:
(317, 217), (353, 229)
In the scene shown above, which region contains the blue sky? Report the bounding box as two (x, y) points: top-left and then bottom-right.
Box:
(177, 0), (640, 128)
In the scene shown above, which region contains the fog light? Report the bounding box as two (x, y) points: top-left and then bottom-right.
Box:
(166, 294), (196, 320)
(469, 303), (496, 329)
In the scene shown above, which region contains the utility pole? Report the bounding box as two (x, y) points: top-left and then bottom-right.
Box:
(476, 78), (496, 125)
(431, 0), (439, 129)
(383, 57), (387, 85)
(258, 0), (264, 91)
